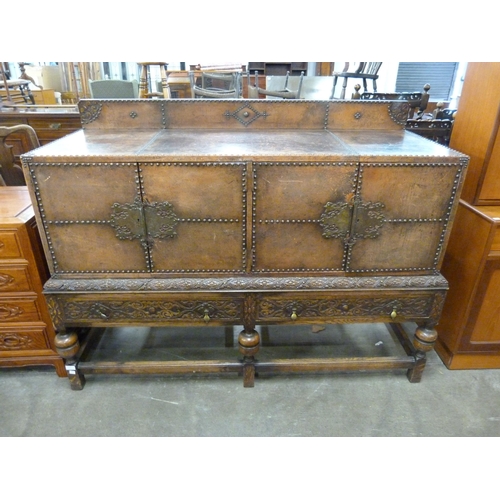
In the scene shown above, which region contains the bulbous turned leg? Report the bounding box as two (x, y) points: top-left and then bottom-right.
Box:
(407, 323), (438, 383)
(238, 329), (260, 388)
(54, 329), (85, 390)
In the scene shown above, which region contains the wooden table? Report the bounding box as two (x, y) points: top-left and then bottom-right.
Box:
(21, 98), (468, 389)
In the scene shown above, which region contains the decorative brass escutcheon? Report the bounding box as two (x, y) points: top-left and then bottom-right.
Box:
(319, 201), (352, 239)
(110, 198), (179, 242)
(319, 197), (386, 241)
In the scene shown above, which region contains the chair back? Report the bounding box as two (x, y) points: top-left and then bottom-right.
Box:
(247, 71), (304, 99)
(89, 79), (138, 98)
(0, 125), (40, 185)
(189, 71), (241, 98)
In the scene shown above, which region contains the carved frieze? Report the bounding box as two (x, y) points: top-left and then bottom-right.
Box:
(62, 299), (241, 322)
(258, 296), (433, 320)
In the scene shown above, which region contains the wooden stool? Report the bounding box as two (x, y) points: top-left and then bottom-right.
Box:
(138, 62), (171, 99)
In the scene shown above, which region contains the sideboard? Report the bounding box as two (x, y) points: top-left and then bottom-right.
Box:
(21, 99), (468, 389)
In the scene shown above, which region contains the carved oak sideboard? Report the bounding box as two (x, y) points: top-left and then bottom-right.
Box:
(21, 99), (468, 389)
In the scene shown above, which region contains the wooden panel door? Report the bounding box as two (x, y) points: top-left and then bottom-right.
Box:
(348, 162), (462, 273)
(29, 162), (150, 273)
(139, 162), (247, 274)
(252, 161), (357, 273)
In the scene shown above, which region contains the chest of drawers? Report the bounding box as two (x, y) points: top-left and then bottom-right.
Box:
(0, 187), (65, 375)
(21, 99), (468, 389)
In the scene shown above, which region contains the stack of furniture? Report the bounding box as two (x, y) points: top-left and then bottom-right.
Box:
(0, 186), (65, 375)
(435, 63), (500, 368)
(21, 98), (468, 389)
(0, 106), (80, 160)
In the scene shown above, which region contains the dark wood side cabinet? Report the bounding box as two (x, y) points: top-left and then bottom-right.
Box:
(0, 187), (65, 375)
(21, 99), (468, 389)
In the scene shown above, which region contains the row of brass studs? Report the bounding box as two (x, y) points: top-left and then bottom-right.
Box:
(350, 267), (435, 273)
(260, 219), (320, 224)
(433, 164), (465, 267)
(27, 163), (58, 272)
(384, 218), (443, 223)
(141, 162), (247, 167)
(49, 220), (110, 224)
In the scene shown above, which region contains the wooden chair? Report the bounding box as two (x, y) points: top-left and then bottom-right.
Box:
(0, 125), (40, 186)
(358, 83), (431, 119)
(189, 71), (241, 98)
(247, 71), (304, 99)
(330, 62), (382, 99)
(406, 102), (457, 145)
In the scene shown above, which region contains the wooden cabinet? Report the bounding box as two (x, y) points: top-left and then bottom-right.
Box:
(449, 63), (500, 205)
(0, 187), (65, 375)
(21, 99), (468, 389)
(436, 201), (500, 368)
(248, 62), (307, 76)
(436, 63), (500, 369)
(0, 108), (81, 157)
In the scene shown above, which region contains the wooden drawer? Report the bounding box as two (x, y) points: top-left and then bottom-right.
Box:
(28, 116), (81, 132)
(0, 325), (50, 353)
(0, 231), (24, 259)
(0, 295), (42, 323)
(56, 294), (244, 326)
(257, 293), (436, 323)
(0, 264), (30, 292)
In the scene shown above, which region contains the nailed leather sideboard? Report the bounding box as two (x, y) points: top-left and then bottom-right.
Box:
(21, 99), (468, 389)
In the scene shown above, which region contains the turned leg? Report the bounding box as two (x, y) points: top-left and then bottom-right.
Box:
(54, 328), (85, 390)
(407, 322), (438, 383)
(238, 329), (260, 388)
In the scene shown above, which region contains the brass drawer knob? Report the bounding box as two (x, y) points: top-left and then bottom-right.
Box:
(291, 308), (298, 321)
(203, 308), (210, 323)
(390, 308), (397, 320)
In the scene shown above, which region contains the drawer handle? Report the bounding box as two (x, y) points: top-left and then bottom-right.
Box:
(203, 308), (210, 323)
(291, 308), (298, 321)
(49, 123), (62, 129)
(390, 308), (397, 320)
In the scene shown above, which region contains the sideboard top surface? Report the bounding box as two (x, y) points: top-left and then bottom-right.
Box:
(24, 127), (465, 164)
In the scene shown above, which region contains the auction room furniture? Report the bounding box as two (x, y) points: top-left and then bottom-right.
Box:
(89, 79), (139, 99)
(0, 79), (35, 105)
(247, 71), (304, 99)
(190, 71), (242, 98)
(331, 63), (383, 99)
(138, 62), (170, 99)
(0, 186), (65, 375)
(0, 106), (81, 159)
(0, 124), (40, 185)
(21, 98), (468, 390)
(435, 63), (500, 368)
